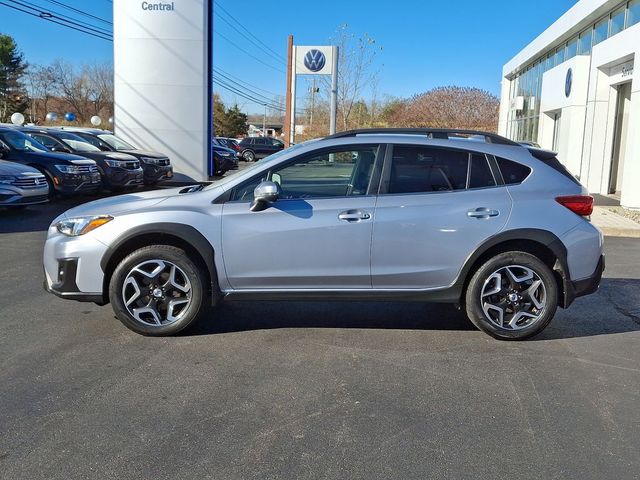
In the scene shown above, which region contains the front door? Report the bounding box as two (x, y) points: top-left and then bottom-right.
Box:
(371, 145), (512, 289)
(221, 145), (381, 290)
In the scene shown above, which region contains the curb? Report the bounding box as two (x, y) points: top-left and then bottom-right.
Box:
(599, 227), (640, 239)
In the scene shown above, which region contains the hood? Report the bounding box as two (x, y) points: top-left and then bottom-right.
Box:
(91, 151), (139, 161)
(119, 149), (167, 159)
(212, 145), (236, 154)
(22, 150), (90, 163)
(60, 185), (209, 218)
(0, 159), (42, 175)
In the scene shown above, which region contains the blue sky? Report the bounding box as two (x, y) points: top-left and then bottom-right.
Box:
(0, 0), (577, 113)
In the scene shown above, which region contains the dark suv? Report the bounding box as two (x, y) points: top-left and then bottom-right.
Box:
(238, 136), (284, 161)
(22, 128), (143, 191)
(61, 128), (173, 186)
(0, 127), (101, 197)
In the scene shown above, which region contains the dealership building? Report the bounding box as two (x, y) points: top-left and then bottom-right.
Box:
(498, 0), (640, 209)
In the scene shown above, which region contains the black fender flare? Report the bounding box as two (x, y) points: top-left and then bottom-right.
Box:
(100, 222), (220, 304)
(452, 228), (572, 307)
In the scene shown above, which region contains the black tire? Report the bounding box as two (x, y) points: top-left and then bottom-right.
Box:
(464, 251), (558, 340)
(109, 245), (209, 336)
(242, 150), (255, 162)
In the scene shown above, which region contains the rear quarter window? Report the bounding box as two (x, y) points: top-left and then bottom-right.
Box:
(495, 157), (532, 185)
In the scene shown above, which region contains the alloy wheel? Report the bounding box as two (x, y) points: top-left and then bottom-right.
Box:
(480, 265), (547, 330)
(122, 259), (192, 326)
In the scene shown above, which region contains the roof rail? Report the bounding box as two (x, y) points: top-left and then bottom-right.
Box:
(325, 128), (520, 146)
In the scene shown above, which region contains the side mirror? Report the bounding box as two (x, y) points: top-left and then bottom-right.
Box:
(250, 181), (280, 212)
(51, 145), (71, 153)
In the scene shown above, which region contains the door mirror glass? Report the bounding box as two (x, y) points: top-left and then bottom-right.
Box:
(51, 144), (71, 153)
(250, 181), (280, 211)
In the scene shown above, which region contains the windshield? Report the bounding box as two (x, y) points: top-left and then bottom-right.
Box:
(0, 130), (48, 152)
(54, 132), (102, 152)
(204, 141), (312, 190)
(98, 134), (136, 150)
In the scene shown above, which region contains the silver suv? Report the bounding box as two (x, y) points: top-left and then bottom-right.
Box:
(43, 129), (604, 340)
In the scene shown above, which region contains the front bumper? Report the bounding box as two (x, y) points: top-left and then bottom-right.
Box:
(142, 164), (173, 184)
(43, 227), (109, 303)
(103, 167), (144, 188)
(215, 155), (238, 173)
(0, 185), (49, 205)
(54, 172), (102, 194)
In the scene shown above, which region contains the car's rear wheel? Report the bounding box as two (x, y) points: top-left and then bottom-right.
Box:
(242, 150), (255, 162)
(109, 245), (208, 336)
(465, 251), (558, 340)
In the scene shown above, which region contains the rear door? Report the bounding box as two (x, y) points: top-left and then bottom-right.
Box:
(371, 144), (512, 289)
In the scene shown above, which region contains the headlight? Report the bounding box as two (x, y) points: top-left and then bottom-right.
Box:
(104, 159), (125, 167)
(0, 175), (16, 185)
(56, 215), (113, 236)
(55, 165), (83, 174)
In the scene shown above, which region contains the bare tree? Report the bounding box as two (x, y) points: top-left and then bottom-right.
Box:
(85, 62), (113, 119)
(322, 24), (382, 131)
(25, 64), (58, 122)
(389, 86), (500, 132)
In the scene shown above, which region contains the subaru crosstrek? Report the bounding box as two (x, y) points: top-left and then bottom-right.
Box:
(43, 129), (604, 340)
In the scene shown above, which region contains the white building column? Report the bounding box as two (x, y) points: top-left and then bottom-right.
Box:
(619, 66), (640, 209)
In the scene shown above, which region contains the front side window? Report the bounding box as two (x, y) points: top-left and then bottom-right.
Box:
(388, 146), (470, 194)
(29, 133), (59, 149)
(54, 132), (101, 152)
(0, 131), (47, 152)
(230, 146), (378, 201)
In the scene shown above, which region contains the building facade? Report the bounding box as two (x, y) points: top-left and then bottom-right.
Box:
(499, 0), (640, 209)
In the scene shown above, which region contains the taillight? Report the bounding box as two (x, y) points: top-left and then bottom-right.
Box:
(556, 195), (594, 216)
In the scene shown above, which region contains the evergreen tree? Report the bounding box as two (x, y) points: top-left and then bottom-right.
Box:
(224, 104), (248, 138)
(0, 34), (28, 122)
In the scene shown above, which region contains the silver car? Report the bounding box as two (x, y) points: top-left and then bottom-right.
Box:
(43, 129), (604, 340)
(0, 159), (49, 207)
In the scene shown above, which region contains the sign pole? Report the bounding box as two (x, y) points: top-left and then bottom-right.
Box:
(329, 46), (339, 135)
(284, 35), (294, 147)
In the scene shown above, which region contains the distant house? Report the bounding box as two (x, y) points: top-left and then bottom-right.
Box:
(247, 123), (283, 138)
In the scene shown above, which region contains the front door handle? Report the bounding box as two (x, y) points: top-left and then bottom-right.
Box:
(467, 207), (500, 219)
(339, 210), (371, 222)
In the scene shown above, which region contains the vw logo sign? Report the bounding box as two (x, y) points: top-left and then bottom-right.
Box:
(304, 49), (326, 72)
(565, 68), (573, 98)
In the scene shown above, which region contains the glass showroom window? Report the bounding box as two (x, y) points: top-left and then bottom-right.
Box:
(578, 29), (593, 54)
(610, 6), (626, 36)
(593, 18), (609, 45)
(566, 36), (578, 59)
(554, 46), (565, 66)
(628, 0), (640, 27)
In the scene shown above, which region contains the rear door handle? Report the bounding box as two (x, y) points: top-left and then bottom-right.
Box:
(467, 207), (500, 219)
(339, 210), (371, 222)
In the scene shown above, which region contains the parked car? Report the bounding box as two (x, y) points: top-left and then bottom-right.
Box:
(214, 137), (240, 152)
(212, 144), (239, 176)
(43, 128), (604, 340)
(61, 128), (173, 186)
(0, 159), (49, 208)
(0, 127), (101, 197)
(238, 136), (284, 161)
(21, 128), (143, 191)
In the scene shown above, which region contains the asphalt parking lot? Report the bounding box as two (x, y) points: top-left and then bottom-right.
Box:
(1, 195), (639, 479)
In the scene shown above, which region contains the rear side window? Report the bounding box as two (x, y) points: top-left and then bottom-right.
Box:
(389, 146), (469, 194)
(468, 154), (496, 189)
(495, 157), (531, 184)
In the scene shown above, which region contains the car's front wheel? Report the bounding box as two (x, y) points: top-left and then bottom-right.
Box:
(465, 251), (558, 340)
(109, 245), (208, 336)
(242, 150), (255, 162)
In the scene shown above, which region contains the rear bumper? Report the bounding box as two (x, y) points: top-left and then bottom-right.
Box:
(566, 255), (605, 305)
